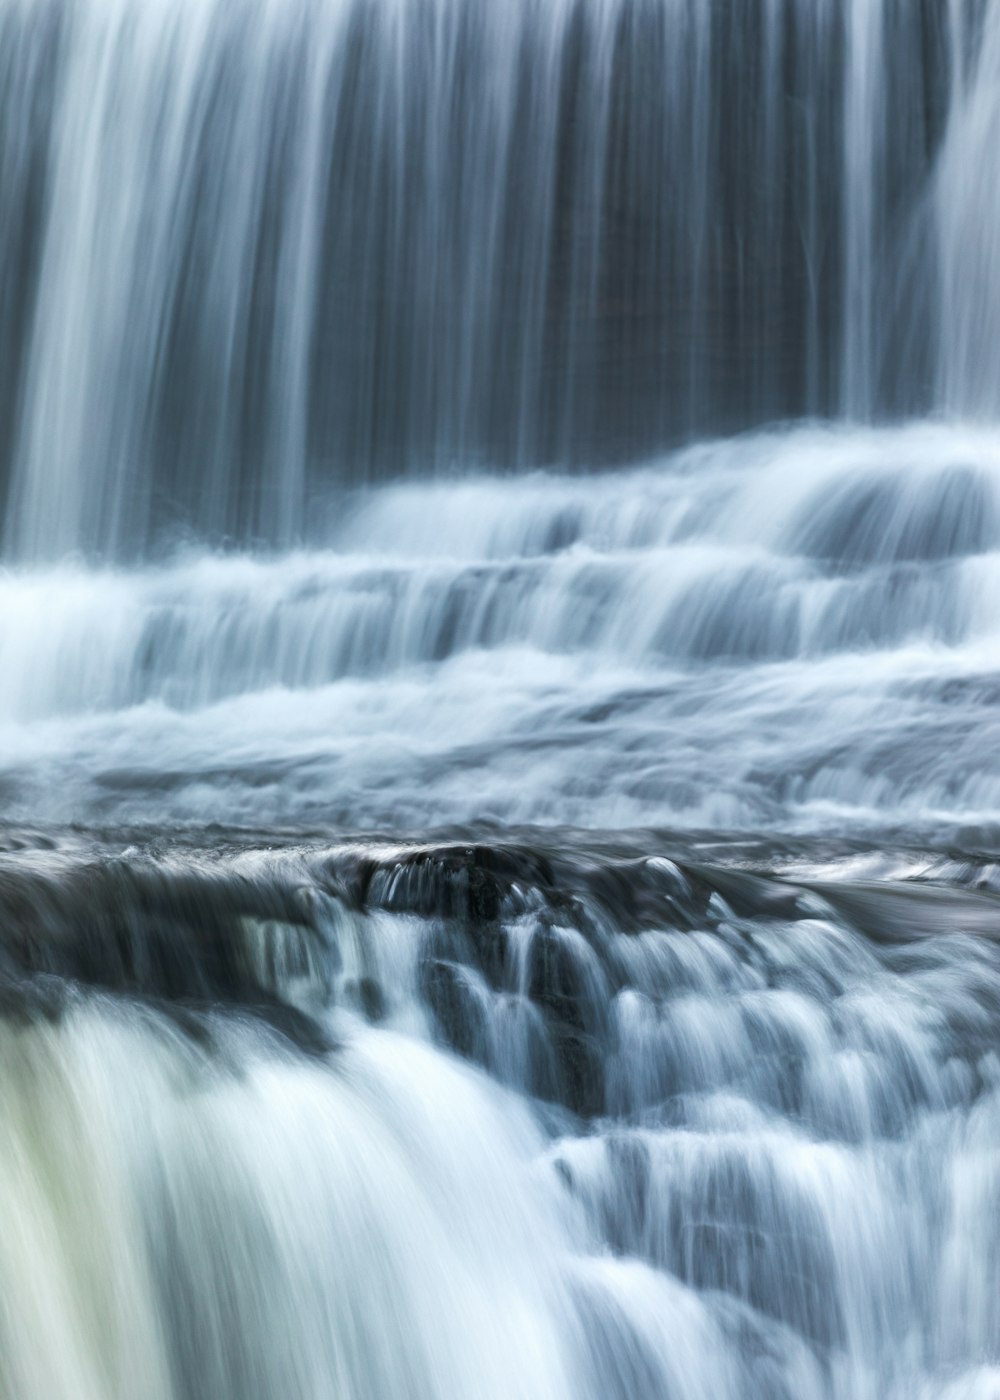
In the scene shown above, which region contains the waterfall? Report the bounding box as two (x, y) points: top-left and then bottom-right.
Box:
(4, 837), (1000, 1400)
(0, 421), (998, 839)
(4, 1), (1000, 1396)
(0, 0), (994, 558)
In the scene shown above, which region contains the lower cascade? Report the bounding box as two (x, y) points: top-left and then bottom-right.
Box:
(4, 835), (1000, 1400)
(4, 0), (1000, 1395)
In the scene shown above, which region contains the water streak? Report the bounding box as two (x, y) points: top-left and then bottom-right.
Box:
(0, 0), (995, 557)
(4, 1), (1000, 1395)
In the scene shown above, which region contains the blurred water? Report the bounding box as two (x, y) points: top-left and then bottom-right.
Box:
(3, 0), (1000, 1395)
(0, 0), (998, 556)
(2, 837), (1000, 1400)
(0, 422), (998, 842)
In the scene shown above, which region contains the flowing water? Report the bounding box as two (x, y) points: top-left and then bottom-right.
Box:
(4, 0), (1000, 1396)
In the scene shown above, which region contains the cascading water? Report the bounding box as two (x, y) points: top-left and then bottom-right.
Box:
(0, 0), (995, 558)
(4, 0), (1000, 1396)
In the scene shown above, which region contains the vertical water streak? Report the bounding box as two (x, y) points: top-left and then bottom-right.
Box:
(935, 0), (1000, 419)
(0, 0), (992, 561)
(840, 0), (884, 419)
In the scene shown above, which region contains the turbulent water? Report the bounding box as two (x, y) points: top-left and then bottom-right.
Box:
(6, 832), (1000, 1400)
(0, 421), (999, 841)
(4, 0), (1000, 1396)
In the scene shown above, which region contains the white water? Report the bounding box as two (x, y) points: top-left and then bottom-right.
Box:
(0, 421), (998, 840)
(4, 844), (1000, 1399)
(5, 0), (1000, 1394)
(1, 0), (999, 556)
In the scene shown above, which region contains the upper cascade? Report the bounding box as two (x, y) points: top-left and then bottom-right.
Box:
(0, 0), (997, 559)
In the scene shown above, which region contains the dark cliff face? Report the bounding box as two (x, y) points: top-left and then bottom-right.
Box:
(0, 0), (976, 559)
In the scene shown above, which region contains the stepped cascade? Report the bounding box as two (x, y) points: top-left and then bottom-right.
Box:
(3, 1), (1000, 1397)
